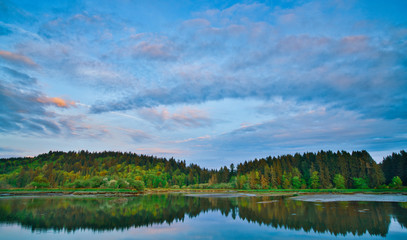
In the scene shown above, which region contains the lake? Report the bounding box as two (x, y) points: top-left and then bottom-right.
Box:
(0, 193), (406, 239)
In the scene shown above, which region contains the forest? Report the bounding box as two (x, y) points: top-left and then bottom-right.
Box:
(0, 150), (405, 190)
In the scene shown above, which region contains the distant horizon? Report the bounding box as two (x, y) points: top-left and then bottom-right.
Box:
(1, 0), (406, 169)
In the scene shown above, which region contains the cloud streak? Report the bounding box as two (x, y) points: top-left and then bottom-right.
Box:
(36, 96), (76, 108)
(138, 106), (211, 129)
(0, 50), (38, 68)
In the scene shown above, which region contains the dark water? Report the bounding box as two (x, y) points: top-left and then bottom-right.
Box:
(0, 193), (406, 239)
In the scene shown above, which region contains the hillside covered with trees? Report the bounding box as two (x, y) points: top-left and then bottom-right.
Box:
(0, 150), (405, 190)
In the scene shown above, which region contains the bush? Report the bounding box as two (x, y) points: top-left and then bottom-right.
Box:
(64, 182), (75, 188)
(107, 179), (117, 188)
(353, 177), (369, 189)
(377, 184), (389, 189)
(116, 179), (129, 188)
(0, 180), (11, 189)
(27, 175), (50, 188)
(390, 176), (403, 189)
(73, 179), (90, 188)
(133, 180), (145, 191)
(89, 176), (103, 188)
(27, 181), (50, 188)
(209, 183), (234, 189)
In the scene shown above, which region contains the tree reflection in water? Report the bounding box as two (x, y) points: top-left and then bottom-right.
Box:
(0, 194), (406, 237)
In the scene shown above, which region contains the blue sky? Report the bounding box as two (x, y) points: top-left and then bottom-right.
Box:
(0, 0), (406, 168)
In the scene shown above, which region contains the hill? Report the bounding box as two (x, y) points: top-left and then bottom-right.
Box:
(0, 150), (404, 190)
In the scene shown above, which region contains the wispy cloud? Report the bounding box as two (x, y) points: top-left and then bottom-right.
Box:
(37, 96), (76, 108)
(132, 40), (177, 61)
(173, 135), (211, 144)
(138, 106), (212, 129)
(0, 50), (38, 68)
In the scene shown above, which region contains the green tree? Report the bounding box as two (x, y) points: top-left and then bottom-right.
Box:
(260, 175), (269, 189)
(390, 176), (403, 189)
(269, 166), (277, 189)
(28, 175), (50, 188)
(291, 176), (302, 189)
(309, 171), (320, 189)
(333, 174), (345, 189)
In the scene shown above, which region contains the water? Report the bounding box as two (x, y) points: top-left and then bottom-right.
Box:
(0, 193), (406, 239)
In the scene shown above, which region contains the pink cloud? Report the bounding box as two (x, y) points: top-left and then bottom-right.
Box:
(182, 18), (211, 28)
(139, 107), (211, 128)
(0, 50), (38, 68)
(339, 35), (369, 54)
(133, 40), (176, 60)
(37, 96), (76, 108)
(174, 135), (211, 144)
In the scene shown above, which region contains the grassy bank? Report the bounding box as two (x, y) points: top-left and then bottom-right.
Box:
(0, 187), (406, 195)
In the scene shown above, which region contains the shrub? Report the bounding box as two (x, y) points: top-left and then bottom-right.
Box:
(377, 184), (389, 189)
(89, 176), (103, 188)
(27, 181), (50, 188)
(133, 180), (145, 191)
(73, 179), (90, 188)
(64, 182), (75, 188)
(27, 175), (50, 188)
(107, 179), (117, 188)
(390, 176), (403, 189)
(0, 180), (11, 189)
(116, 179), (129, 188)
(353, 177), (369, 189)
(209, 183), (234, 189)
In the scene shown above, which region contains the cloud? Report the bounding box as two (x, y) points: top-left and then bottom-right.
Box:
(1, 0), (406, 164)
(0, 68), (95, 137)
(90, 2), (407, 120)
(58, 115), (110, 138)
(115, 127), (152, 143)
(36, 96), (76, 108)
(173, 135), (211, 144)
(188, 99), (407, 164)
(0, 146), (21, 153)
(138, 106), (211, 129)
(0, 50), (38, 68)
(1, 66), (36, 85)
(0, 79), (57, 134)
(132, 39), (177, 61)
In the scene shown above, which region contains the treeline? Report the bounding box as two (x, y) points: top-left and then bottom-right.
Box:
(233, 150), (385, 190)
(0, 150), (405, 190)
(380, 150), (407, 185)
(0, 151), (214, 190)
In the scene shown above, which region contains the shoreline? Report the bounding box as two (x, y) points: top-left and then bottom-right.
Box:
(0, 188), (406, 197)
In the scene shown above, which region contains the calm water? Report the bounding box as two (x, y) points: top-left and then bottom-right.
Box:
(0, 193), (406, 239)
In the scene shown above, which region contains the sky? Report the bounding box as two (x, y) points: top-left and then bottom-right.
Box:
(0, 0), (406, 168)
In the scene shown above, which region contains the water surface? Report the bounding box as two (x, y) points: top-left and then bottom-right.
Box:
(0, 193), (406, 239)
